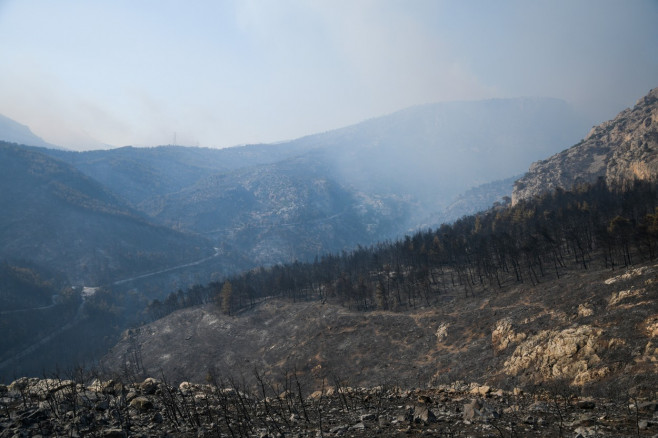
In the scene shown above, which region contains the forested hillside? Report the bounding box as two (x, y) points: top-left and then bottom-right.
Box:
(43, 143), (309, 207)
(103, 179), (658, 396)
(149, 179), (658, 318)
(0, 262), (80, 375)
(0, 262), (63, 311)
(0, 142), (216, 285)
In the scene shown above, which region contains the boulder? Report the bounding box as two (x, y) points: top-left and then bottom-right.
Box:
(413, 405), (437, 424)
(129, 396), (154, 410)
(140, 377), (159, 395)
(8, 377), (32, 392)
(103, 428), (126, 438)
(469, 385), (491, 396)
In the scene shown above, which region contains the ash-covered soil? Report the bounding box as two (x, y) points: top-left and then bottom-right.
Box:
(103, 262), (658, 393)
(2, 376), (658, 437)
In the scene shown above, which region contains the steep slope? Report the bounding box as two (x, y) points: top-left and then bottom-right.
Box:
(291, 97), (587, 205)
(102, 170), (658, 391)
(0, 142), (214, 285)
(44, 98), (586, 211)
(140, 98), (586, 262)
(419, 176), (517, 228)
(103, 261), (658, 390)
(144, 154), (409, 264)
(0, 114), (56, 148)
(513, 87), (658, 204)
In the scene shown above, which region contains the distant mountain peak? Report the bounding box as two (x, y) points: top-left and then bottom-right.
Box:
(0, 113), (59, 149)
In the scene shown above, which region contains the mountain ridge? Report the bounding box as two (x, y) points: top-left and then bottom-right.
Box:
(0, 142), (215, 286)
(98, 91), (658, 393)
(40, 97), (590, 265)
(0, 114), (58, 149)
(2, 90), (657, 401)
(513, 87), (658, 204)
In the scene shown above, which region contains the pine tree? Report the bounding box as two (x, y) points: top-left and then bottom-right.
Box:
(219, 281), (232, 315)
(375, 281), (387, 310)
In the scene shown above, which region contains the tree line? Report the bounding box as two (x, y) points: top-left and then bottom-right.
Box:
(147, 178), (658, 320)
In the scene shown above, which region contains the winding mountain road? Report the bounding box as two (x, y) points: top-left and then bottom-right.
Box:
(113, 247), (221, 286)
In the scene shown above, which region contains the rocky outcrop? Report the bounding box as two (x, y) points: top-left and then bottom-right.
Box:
(577, 304), (594, 317)
(512, 87), (658, 204)
(604, 265), (655, 285)
(608, 287), (647, 307)
(503, 325), (607, 385)
(641, 315), (658, 365)
(645, 315), (658, 338)
(491, 318), (527, 353)
(435, 322), (450, 342)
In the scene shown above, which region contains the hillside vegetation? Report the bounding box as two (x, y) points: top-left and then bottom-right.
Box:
(2, 91), (657, 437)
(0, 262), (62, 311)
(0, 142), (216, 285)
(0, 263), (80, 373)
(99, 178), (658, 398)
(147, 179), (658, 319)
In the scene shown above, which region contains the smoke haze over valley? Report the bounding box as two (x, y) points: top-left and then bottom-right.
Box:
(1, 3), (658, 436)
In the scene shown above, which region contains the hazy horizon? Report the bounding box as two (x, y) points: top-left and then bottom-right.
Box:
(0, 0), (657, 151)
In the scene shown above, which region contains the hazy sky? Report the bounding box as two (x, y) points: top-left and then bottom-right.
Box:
(0, 0), (656, 150)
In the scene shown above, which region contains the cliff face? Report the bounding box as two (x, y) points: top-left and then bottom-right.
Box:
(512, 88), (658, 204)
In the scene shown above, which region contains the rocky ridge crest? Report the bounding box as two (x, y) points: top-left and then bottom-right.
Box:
(512, 87), (658, 204)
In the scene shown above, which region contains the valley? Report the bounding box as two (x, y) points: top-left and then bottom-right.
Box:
(1, 2), (656, 435)
(2, 259), (657, 437)
(0, 96), (593, 381)
(40, 97), (588, 267)
(0, 88), (657, 437)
